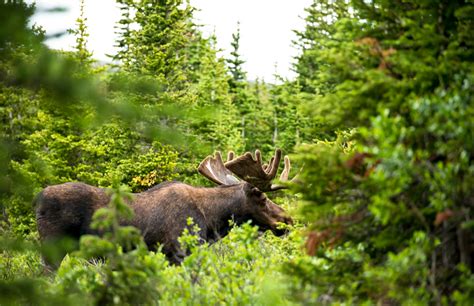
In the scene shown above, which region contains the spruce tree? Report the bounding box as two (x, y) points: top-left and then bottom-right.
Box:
(114, 0), (194, 86)
(225, 23), (255, 148)
(190, 34), (243, 152)
(293, 0), (350, 95)
(69, 0), (93, 65)
(113, 0), (243, 174)
(226, 22), (246, 91)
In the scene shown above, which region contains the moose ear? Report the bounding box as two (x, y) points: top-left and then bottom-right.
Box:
(244, 184), (266, 203)
(250, 186), (263, 197)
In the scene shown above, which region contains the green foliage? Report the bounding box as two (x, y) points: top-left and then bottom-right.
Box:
(270, 80), (315, 152)
(239, 79), (274, 152)
(186, 35), (243, 152)
(290, 0), (474, 304)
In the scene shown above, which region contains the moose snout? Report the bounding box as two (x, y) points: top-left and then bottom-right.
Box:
(272, 225), (290, 237)
(283, 215), (293, 226)
(270, 215), (293, 236)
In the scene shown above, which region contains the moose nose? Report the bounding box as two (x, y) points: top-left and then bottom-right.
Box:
(283, 215), (293, 226)
(273, 226), (290, 237)
(271, 216), (293, 236)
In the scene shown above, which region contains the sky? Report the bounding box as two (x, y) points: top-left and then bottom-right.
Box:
(29, 0), (312, 81)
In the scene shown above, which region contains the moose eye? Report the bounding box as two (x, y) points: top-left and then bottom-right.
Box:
(252, 187), (263, 195)
(257, 194), (268, 207)
(251, 187), (263, 197)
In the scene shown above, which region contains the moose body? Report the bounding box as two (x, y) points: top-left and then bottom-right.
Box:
(36, 180), (290, 264)
(36, 149), (293, 265)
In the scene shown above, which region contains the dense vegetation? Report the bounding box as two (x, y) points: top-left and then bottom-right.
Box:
(1, 0), (472, 305)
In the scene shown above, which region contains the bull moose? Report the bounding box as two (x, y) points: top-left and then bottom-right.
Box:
(35, 149), (293, 265)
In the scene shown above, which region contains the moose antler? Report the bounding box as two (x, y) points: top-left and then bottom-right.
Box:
(280, 155), (291, 181)
(198, 152), (240, 186)
(224, 149), (291, 192)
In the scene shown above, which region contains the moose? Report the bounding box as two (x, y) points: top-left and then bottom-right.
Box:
(35, 149), (293, 265)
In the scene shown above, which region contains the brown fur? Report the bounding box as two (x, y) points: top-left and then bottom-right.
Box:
(35, 181), (292, 265)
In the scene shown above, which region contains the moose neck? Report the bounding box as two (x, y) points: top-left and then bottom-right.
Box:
(195, 184), (249, 241)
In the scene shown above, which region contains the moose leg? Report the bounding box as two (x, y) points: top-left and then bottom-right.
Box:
(161, 221), (208, 265)
(36, 213), (80, 270)
(39, 235), (79, 272)
(162, 242), (186, 265)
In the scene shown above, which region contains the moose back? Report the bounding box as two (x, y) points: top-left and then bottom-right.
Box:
(35, 149), (293, 265)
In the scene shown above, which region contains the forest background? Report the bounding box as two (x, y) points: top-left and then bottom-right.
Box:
(0, 0), (473, 305)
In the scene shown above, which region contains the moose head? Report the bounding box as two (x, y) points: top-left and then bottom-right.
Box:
(198, 148), (293, 236)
